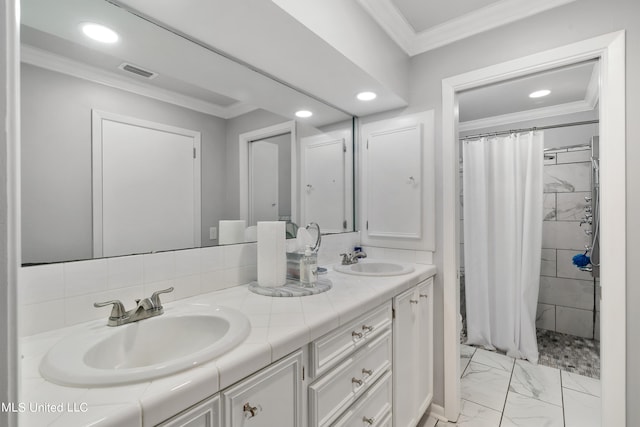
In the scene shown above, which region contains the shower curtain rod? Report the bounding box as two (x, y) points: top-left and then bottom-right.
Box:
(460, 119), (599, 141)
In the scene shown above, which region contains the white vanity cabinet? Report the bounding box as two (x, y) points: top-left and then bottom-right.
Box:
(308, 303), (393, 427)
(221, 350), (304, 427)
(157, 395), (220, 427)
(393, 277), (434, 427)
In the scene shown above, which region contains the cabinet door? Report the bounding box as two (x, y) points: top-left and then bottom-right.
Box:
(360, 111), (435, 251)
(393, 287), (419, 427)
(417, 279), (434, 415)
(222, 351), (303, 427)
(158, 395), (219, 427)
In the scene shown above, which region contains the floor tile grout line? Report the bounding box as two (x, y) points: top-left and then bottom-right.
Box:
(560, 367), (567, 427)
(498, 357), (516, 427)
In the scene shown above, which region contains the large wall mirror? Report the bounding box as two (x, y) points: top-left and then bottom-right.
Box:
(20, 0), (355, 265)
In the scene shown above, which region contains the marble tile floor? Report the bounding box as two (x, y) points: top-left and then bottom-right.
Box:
(420, 345), (601, 427)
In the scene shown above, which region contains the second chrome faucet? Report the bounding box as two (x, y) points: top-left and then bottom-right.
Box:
(94, 287), (174, 327)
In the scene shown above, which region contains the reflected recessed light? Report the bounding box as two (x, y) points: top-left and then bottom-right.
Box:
(295, 110), (312, 118)
(81, 23), (119, 43)
(529, 89), (551, 98)
(357, 91), (377, 101)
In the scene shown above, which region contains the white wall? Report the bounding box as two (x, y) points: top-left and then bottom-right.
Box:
(1, 0), (19, 424)
(360, 0), (640, 419)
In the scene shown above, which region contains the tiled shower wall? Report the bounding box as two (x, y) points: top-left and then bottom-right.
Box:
(537, 146), (599, 339)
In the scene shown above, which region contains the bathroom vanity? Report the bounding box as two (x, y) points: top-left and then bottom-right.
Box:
(19, 263), (436, 427)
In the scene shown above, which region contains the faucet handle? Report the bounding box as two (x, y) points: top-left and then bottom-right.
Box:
(94, 300), (126, 320)
(150, 287), (174, 308)
(340, 253), (351, 265)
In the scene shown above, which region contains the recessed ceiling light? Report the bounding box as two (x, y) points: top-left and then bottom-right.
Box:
(295, 110), (312, 118)
(529, 89), (551, 98)
(357, 91), (377, 101)
(81, 23), (119, 43)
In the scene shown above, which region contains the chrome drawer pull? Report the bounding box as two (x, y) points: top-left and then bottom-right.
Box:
(362, 324), (374, 332)
(352, 331), (364, 339)
(352, 377), (363, 386)
(410, 299), (419, 304)
(363, 416), (375, 424)
(362, 368), (373, 376)
(420, 294), (428, 298)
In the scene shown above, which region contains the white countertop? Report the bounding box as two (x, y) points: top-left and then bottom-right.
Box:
(19, 262), (437, 427)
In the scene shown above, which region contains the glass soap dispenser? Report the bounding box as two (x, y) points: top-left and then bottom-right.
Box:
(300, 245), (317, 287)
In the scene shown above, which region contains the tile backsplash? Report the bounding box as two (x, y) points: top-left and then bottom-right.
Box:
(19, 232), (361, 336)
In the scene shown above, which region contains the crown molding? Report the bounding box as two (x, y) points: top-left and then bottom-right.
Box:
(21, 45), (255, 119)
(459, 100), (595, 132)
(356, 0), (414, 55)
(358, 0), (578, 56)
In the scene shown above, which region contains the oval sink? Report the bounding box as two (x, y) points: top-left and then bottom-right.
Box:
(334, 261), (414, 276)
(40, 306), (250, 387)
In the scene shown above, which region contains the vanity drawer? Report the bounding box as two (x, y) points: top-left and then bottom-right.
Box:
(309, 329), (392, 427)
(333, 371), (392, 427)
(310, 302), (392, 378)
(221, 350), (303, 427)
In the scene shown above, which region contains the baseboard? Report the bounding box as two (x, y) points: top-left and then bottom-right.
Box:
(426, 404), (449, 422)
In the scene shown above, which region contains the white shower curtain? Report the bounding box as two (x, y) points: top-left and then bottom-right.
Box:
(463, 131), (543, 363)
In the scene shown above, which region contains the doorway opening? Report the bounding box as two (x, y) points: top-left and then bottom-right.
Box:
(441, 32), (626, 424)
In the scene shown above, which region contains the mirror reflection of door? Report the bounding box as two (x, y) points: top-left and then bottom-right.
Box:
(248, 133), (292, 226)
(92, 111), (202, 258)
(250, 140), (279, 224)
(301, 135), (347, 233)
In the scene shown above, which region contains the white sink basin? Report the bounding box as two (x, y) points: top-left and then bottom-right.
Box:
(334, 260), (414, 276)
(40, 306), (250, 387)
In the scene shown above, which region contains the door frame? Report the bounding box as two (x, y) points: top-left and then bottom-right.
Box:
(239, 121), (297, 224)
(441, 31), (626, 423)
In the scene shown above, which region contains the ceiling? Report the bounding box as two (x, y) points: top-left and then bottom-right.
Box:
(392, 0), (499, 33)
(458, 60), (599, 129)
(20, 0), (594, 124)
(20, 0), (351, 127)
(357, 0), (578, 55)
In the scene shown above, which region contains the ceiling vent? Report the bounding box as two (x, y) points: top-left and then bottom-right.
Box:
(118, 62), (158, 79)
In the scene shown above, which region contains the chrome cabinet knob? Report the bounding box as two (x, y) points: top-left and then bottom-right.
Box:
(362, 324), (374, 332)
(363, 416), (375, 424)
(243, 402), (259, 419)
(352, 331), (363, 339)
(352, 377), (363, 386)
(362, 368), (373, 376)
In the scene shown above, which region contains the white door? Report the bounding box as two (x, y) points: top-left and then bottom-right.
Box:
(92, 111), (201, 258)
(301, 135), (346, 233)
(250, 140), (279, 225)
(393, 286), (419, 427)
(360, 111), (435, 251)
(366, 126), (422, 238)
(417, 279), (434, 415)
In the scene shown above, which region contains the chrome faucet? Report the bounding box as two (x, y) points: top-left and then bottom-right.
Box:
(94, 287), (174, 326)
(340, 251), (367, 265)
